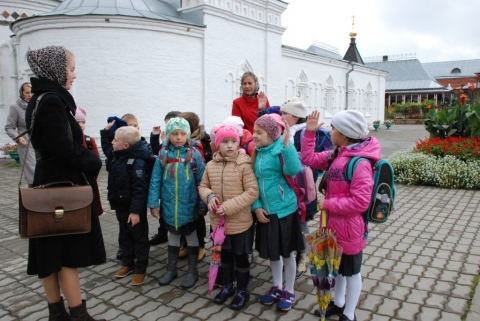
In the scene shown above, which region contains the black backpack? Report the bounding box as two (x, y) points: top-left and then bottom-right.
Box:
(126, 155), (157, 186)
(200, 134), (213, 163)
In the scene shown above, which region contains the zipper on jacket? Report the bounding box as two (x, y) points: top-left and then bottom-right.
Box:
(175, 149), (180, 230)
(221, 161), (227, 202)
(258, 150), (271, 213)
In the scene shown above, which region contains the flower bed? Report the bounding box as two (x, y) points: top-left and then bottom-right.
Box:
(389, 150), (480, 189)
(413, 136), (480, 161)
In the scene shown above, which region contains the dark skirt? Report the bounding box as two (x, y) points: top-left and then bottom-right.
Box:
(338, 251), (362, 277)
(221, 224), (254, 256)
(27, 202), (106, 279)
(167, 219), (197, 235)
(255, 212), (304, 261)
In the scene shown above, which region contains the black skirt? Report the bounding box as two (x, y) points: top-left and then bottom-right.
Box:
(255, 212), (304, 261)
(221, 224), (254, 256)
(27, 202), (106, 279)
(167, 219), (197, 236)
(338, 251), (362, 277)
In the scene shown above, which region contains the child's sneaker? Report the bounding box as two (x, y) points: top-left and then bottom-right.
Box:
(276, 290), (295, 311)
(114, 266), (133, 278)
(259, 286), (283, 306)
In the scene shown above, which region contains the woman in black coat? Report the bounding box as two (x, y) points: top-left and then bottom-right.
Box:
(25, 46), (106, 321)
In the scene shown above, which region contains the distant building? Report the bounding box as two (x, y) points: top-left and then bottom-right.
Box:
(365, 55), (480, 107)
(0, 0), (386, 145)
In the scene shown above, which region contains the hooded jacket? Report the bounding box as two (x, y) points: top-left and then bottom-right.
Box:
(107, 139), (151, 214)
(199, 151), (259, 235)
(301, 130), (381, 255)
(147, 144), (206, 229)
(240, 129), (255, 156)
(251, 137), (302, 218)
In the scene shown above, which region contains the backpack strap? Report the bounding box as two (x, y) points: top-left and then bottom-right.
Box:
(278, 154), (306, 218)
(345, 156), (374, 183)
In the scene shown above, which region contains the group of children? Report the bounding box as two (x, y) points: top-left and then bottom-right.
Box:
(73, 93), (380, 320)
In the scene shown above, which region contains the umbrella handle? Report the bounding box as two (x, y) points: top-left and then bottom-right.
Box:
(321, 210), (327, 228)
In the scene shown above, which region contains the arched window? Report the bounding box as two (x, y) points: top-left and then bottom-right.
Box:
(297, 70), (309, 105)
(451, 68), (461, 74)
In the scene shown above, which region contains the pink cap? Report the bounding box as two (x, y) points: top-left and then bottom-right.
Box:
(214, 124), (240, 148)
(74, 107), (87, 121)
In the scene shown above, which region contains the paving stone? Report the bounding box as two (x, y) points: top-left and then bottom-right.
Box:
(396, 302), (420, 320)
(376, 298), (401, 317)
(426, 293), (448, 309)
(389, 286), (410, 301)
(358, 293), (383, 311)
(438, 311), (462, 321)
(415, 306), (441, 321)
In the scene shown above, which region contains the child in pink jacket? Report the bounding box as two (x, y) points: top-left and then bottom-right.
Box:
(301, 110), (381, 321)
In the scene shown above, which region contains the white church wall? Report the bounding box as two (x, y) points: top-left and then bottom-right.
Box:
(11, 16), (205, 141)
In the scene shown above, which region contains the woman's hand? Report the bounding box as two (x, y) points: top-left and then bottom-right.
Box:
(306, 111), (324, 132)
(17, 137), (28, 147)
(128, 213), (140, 227)
(254, 208), (270, 223)
(150, 208), (159, 218)
(208, 197), (220, 213)
(282, 118), (290, 147)
(258, 91), (268, 110)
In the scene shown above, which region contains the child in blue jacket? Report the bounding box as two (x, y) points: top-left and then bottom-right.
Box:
(251, 115), (303, 311)
(147, 117), (206, 289)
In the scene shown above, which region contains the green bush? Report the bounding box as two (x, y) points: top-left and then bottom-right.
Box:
(424, 102), (480, 138)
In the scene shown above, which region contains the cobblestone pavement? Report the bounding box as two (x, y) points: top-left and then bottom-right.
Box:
(0, 125), (479, 321)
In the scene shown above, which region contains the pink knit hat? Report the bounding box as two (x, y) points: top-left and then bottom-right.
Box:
(214, 124), (240, 148)
(74, 107), (87, 121)
(255, 115), (281, 141)
(270, 113), (286, 134)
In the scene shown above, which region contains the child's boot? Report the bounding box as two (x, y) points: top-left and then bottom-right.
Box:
(47, 296), (70, 321)
(295, 252), (308, 278)
(213, 263), (235, 304)
(181, 246), (199, 288)
(230, 268), (250, 310)
(69, 300), (105, 321)
(159, 245), (180, 285)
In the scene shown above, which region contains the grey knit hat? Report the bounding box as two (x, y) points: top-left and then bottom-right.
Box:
(331, 110), (369, 139)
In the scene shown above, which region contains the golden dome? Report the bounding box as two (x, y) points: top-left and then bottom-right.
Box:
(350, 30), (357, 38)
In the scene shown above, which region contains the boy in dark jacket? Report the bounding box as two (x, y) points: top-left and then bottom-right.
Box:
(108, 126), (150, 285)
(100, 113), (154, 260)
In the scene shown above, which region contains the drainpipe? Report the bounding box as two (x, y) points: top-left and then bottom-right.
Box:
(345, 61), (355, 110)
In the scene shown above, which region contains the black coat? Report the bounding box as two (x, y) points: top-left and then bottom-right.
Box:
(25, 77), (106, 278)
(107, 140), (151, 215)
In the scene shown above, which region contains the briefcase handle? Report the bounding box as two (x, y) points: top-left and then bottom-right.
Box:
(34, 181), (77, 189)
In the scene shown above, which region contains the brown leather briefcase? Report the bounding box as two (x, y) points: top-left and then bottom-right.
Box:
(19, 182), (92, 239)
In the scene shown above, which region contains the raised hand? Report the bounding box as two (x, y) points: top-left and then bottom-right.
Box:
(282, 118), (290, 147)
(105, 120), (115, 130)
(306, 110), (324, 132)
(258, 91), (268, 110)
(152, 126), (161, 135)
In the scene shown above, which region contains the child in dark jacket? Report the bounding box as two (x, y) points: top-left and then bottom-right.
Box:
(108, 126), (151, 286)
(100, 113), (154, 260)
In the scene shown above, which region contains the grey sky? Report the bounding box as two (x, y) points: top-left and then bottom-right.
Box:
(281, 0), (480, 63)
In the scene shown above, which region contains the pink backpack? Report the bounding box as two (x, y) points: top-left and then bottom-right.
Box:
(279, 155), (317, 222)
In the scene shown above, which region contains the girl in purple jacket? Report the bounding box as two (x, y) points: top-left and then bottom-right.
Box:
(301, 110), (381, 321)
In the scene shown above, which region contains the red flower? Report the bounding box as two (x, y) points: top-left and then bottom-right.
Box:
(427, 104), (431, 109)
(468, 84), (475, 90)
(460, 94), (468, 104)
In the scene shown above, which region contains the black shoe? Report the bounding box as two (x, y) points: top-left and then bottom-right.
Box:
(149, 233), (168, 246)
(116, 248), (123, 260)
(213, 282), (235, 304)
(314, 301), (345, 317)
(339, 313), (357, 321)
(230, 289), (250, 310)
